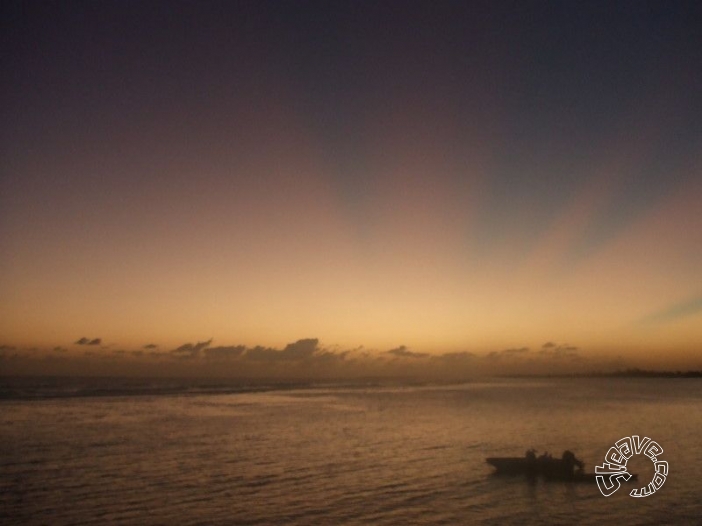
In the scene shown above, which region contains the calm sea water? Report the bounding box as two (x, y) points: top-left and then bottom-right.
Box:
(1, 377), (701, 525)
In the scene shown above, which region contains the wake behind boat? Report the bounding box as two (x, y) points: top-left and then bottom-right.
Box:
(486, 450), (638, 483)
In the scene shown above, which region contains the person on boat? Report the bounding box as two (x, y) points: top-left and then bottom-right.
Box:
(561, 450), (584, 475)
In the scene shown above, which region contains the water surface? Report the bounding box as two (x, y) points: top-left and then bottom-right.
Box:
(1, 377), (700, 524)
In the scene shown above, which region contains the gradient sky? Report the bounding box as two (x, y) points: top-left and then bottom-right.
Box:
(2, 1), (701, 374)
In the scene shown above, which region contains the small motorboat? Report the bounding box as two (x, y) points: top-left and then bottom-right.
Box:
(486, 450), (638, 483)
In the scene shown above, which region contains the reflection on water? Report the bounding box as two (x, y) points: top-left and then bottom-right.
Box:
(1, 378), (701, 524)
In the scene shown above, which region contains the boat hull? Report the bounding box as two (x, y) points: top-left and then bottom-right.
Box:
(485, 457), (638, 483)
(486, 457), (535, 475)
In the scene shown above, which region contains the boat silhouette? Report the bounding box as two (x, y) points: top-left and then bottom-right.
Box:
(486, 450), (638, 483)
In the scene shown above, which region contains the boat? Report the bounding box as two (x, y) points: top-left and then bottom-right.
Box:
(486, 450), (638, 483)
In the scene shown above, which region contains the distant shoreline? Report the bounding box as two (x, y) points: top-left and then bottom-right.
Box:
(503, 368), (702, 379)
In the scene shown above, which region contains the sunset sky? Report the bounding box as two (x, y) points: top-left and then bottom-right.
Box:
(2, 1), (701, 375)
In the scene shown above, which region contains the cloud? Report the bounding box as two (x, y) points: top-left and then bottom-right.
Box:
(486, 347), (530, 361)
(171, 338), (213, 358)
(75, 337), (101, 345)
(537, 342), (582, 361)
(281, 338), (319, 359)
(2, 336), (595, 379)
(502, 347), (530, 355)
(435, 351), (475, 362)
(243, 345), (280, 361)
(431, 352), (476, 374)
(241, 339), (320, 362)
(204, 345), (246, 360)
(386, 345), (428, 358)
(314, 350), (349, 363)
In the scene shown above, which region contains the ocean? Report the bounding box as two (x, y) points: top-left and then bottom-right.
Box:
(1, 377), (700, 525)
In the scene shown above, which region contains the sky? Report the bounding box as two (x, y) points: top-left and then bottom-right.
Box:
(1, 1), (701, 376)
